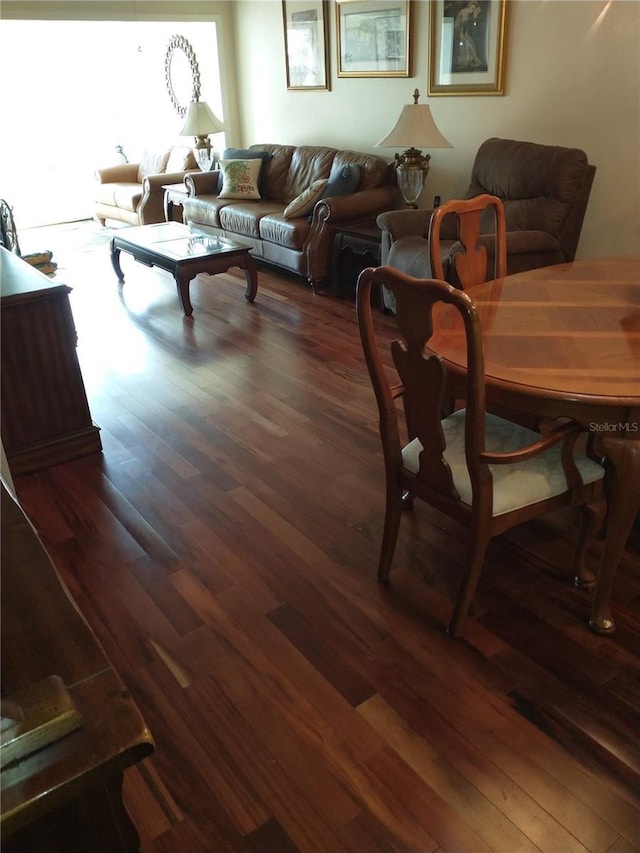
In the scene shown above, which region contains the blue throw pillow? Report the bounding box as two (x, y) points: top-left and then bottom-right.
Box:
(217, 149), (271, 193)
(321, 163), (360, 199)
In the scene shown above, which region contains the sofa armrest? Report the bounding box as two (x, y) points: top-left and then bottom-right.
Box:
(95, 163), (139, 183)
(185, 171), (221, 195)
(305, 186), (398, 286)
(138, 171), (202, 225)
(143, 170), (199, 191)
(313, 186), (398, 226)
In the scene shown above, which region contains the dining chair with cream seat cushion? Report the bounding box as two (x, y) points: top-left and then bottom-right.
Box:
(356, 265), (606, 637)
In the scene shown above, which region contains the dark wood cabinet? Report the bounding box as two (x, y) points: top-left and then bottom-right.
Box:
(1, 248), (102, 474)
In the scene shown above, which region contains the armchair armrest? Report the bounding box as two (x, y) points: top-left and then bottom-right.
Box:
(377, 208), (434, 242)
(95, 163), (139, 183)
(185, 171), (221, 195)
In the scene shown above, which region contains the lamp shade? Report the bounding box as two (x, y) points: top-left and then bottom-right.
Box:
(377, 102), (452, 150)
(179, 100), (226, 136)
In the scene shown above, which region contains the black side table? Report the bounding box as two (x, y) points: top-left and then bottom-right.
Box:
(163, 183), (189, 223)
(330, 221), (381, 301)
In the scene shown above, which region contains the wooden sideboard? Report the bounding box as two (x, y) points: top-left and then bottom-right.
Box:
(0, 247), (102, 474)
(1, 480), (154, 851)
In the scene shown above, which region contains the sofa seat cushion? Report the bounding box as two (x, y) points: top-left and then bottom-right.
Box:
(219, 201), (284, 238)
(259, 213), (311, 250)
(183, 195), (233, 229)
(95, 182), (141, 212)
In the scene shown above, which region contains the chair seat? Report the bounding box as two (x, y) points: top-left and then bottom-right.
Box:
(402, 410), (605, 516)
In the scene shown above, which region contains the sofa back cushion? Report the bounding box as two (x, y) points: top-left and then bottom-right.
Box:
(250, 144), (296, 201)
(466, 138), (594, 238)
(165, 146), (198, 173)
(284, 146), (338, 201)
(332, 149), (395, 191)
(137, 148), (171, 181)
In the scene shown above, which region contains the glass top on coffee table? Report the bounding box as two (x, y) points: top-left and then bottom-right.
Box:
(114, 222), (247, 262)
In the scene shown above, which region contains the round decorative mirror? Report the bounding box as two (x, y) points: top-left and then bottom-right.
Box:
(164, 35), (201, 117)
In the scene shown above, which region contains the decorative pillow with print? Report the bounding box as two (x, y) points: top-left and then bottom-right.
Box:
(218, 159), (262, 199)
(283, 179), (328, 219)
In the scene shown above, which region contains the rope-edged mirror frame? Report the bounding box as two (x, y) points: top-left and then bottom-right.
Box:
(165, 34), (201, 117)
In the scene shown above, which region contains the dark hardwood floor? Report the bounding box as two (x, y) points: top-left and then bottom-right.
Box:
(11, 221), (640, 853)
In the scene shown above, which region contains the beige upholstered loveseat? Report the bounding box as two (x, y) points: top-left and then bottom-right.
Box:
(94, 146), (198, 227)
(182, 144), (398, 289)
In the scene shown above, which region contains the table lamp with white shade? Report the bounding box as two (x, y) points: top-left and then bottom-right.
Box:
(377, 89), (452, 208)
(180, 99), (226, 171)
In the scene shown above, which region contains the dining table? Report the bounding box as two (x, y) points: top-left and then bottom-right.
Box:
(428, 255), (640, 634)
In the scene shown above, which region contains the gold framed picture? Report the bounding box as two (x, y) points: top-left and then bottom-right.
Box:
(336, 0), (410, 78)
(429, 0), (508, 96)
(282, 0), (330, 90)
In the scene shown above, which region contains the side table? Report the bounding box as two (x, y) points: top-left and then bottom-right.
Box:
(330, 221), (382, 302)
(163, 183), (189, 223)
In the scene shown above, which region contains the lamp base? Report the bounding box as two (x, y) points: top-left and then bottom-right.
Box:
(194, 136), (216, 172)
(394, 148), (431, 208)
(195, 148), (216, 171)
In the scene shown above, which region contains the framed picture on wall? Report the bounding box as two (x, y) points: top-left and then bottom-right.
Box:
(336, 0), (410, 77)
(282, 0), (330, 90)
(429, 0), (508, 95)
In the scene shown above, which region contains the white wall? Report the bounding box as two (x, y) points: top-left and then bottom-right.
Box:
(232, 0), (640, 259)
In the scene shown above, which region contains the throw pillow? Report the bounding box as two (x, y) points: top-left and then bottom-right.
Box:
(283, 179), (328, 219)
(321, 163), (360, 199)
(217, 149), (271, 193)
(218, 159), (262, 200)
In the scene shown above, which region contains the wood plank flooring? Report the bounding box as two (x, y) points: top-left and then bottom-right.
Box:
(11, 221), (640, 853)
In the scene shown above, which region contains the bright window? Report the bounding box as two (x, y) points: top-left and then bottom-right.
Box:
(0, 20), (223, 227)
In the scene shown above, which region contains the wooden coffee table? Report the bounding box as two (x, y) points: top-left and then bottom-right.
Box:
(110, 222), (257, 316)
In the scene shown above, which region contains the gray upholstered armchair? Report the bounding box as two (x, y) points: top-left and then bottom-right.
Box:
(377, 138), (596, 308)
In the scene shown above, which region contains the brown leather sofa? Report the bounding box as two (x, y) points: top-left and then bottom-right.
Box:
(377, 138), (596, 304)
(182, 144), (397, 289)
(94, 146), (198, 227)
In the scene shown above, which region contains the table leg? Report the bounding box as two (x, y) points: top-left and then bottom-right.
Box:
(588, 436), (640, 633)
(175, 270), (194, 317)
(110, 242), (124, 283)
(242, 254), (258, 302)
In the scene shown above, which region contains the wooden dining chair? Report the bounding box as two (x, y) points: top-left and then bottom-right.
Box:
(356, 265), (606, 637)
(429, 193), (507, 289)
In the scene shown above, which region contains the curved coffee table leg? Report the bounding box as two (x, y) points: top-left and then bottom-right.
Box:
(243, 254), (258, 302)
(589, 435), (640, 634)
(175, 269), (194, 316)
(111, 242), (124, 283)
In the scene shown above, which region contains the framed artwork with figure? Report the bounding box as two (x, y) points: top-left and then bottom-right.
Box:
(429, 0), (508, 95)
